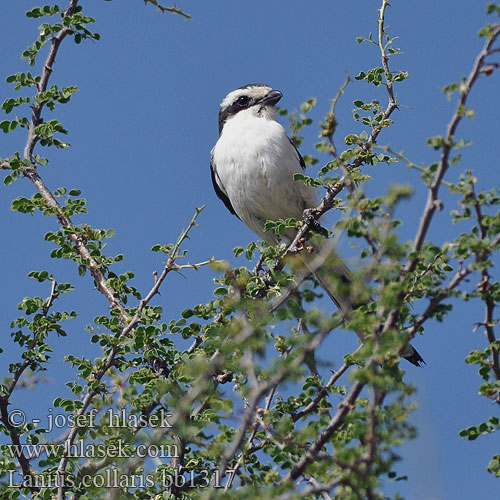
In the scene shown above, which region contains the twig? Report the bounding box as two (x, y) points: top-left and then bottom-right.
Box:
(405, 23), (500, 273)
(55, 345), (119, 499)
(23, 0), (79, 160)
(225, 384), (278, 489)
(120, 206), (206, 340)
(274, 476), (345, 500)
(0, 400), (39, 491)
(42, 279), (58, 316)
(377, 0), (396, 108)
(8, 5), (206, 488)
(0, 278), (64, 492)
(292, 356), (356, 421)
(471, 187), (500, 394)
(143, 0), (192, 19)
(285, 4), (400, 256)
(382, 22), (500, 335)
(283, 378), (365, 482)
(321, 74), (350, 162)
(200, 319), (341, 498)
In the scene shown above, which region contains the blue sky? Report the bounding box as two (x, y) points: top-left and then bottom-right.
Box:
(1, 1), (499, 498)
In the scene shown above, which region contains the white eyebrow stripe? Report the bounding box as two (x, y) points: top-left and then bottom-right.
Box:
(220, 85), (271, 108)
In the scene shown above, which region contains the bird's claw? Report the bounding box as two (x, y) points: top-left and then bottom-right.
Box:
(303, 208), (323, 232)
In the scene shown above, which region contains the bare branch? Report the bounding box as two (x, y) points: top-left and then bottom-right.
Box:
(23, 0), (79, 161)
(0, 278), (64, 492)
(381, 23), (500, 335)
(292, 356), (356, 422)
(0, 400), (39, 491)
(5, 5), (206, 492)
(200, 318), (341, 495)
(286, 3), (400, 256)
(275, 476), (345, 500)
(471, 187), (500, 397)
(406, 23), (500, 273)
(283, 378), (365, 482)
(377, 0), (396, 107)
(143, 0), (192, 19)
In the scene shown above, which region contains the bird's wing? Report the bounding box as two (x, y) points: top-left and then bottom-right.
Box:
(210, 151), (240, 218)
(288, 137), (306, 171)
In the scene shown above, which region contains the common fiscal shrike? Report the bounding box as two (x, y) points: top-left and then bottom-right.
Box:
(210, 83), (424, 367)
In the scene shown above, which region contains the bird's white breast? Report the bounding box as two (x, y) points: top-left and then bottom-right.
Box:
(212, 111), (318, 243)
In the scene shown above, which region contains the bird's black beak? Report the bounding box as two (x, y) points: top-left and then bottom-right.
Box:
(258, 89), (283, 107)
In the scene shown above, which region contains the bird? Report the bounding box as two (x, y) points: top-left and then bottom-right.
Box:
(210, 83), (424, 367)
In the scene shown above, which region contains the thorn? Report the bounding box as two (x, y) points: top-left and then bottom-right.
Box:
(433, 199), (444, 211)
(477, 275), (489, 288)
(480, 63), (498, 76)
(472, 322), (483, 333)
(338, 400), (354, 412)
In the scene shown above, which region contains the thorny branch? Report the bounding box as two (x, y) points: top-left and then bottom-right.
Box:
(405, 23), (500, 273)
(0, 279), (60, 491)
(284, 379), (365, 482)
(143, 0), (191, 19)
(0, 1), (202, 496)
(291, 357), (355, 422)
(258, 13), (500, 496)
(53, 207), (206, 499)
(286, 1), (399, 256)
(21, 0), (129, 323)
(203, 321), (357, 498)
(382, 22), (500, 336)
(471, 187), (500, 402)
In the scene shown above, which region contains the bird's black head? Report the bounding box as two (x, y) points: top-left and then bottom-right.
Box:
(218, 83), (283, 135)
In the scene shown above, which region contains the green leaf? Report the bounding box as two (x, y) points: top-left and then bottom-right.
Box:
(488, 455), (500, 477)
(233, 246), (244, 258)
(427, 135), (445, 150)
(486, 3), (500, 16)
(345, 134), (359, 145)
(0, 120), (18, 133)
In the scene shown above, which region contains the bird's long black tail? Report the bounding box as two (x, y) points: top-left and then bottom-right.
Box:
(298, 243), (425, 367)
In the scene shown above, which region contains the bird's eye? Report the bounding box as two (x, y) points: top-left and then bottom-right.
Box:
(236, 95), (250, 107)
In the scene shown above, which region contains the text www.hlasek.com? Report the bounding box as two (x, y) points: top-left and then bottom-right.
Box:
(6, 439), (177, 459)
